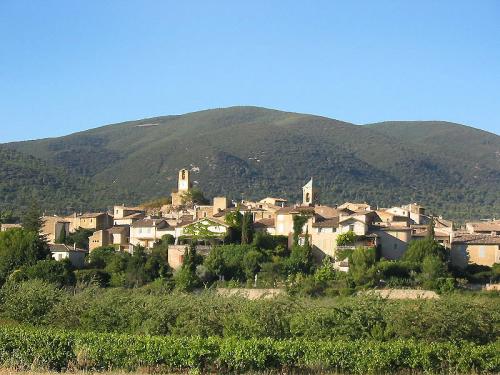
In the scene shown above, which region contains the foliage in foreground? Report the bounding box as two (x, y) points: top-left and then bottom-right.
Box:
(1, 280), (499, 344)
(0, 326), (498, 374)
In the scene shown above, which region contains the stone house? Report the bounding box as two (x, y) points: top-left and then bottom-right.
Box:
(78, 212), (113, 231)
(49, 243), (88, 268)
(451, 234), (500, 268)
(89, 226), (130, 251)
(129, 218), (175, 249)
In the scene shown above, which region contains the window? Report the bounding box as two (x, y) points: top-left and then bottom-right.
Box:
(349, 224), (354, 232)
(479, 246), (486, 258)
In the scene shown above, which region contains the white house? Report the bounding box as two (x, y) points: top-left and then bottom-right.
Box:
(129, 218), (175, 249)
(49, 244), (88, 268)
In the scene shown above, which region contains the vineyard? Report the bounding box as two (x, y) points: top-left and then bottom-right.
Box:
(0, 326), (498, 374)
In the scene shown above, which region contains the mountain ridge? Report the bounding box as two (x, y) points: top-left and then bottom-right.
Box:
(1, 106), (499, 221)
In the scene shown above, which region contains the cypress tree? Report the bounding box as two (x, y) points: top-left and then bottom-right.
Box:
(21, 201), (44, 234)
(427, 216), (435, 240)
(56, 225), (67, 244)
(241, 212), (254, 245)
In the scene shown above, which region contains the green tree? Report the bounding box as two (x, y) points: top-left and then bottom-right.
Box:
(56, 225), (67, 244)
(241, 212), (254, 245)
(403, 238), (447, 264)
(292, 214), (308, 246)
(65, 228), (93, 250)
(421, 255), (448, 290)
(204, 245), (226, 279)
(125, 246), (149, 287)
(314, 257), (336, 282)
(349, 247), (377, 287)
(160, 234), (175, 245)
(145, 247), (173, 280)
(225, 210), (243, 244)
(21, 201), (44, 234)
(336, 231), (356, 246)
(174, 244), (200, 291)
(0, 210), (15, 225)
(0, 228), (49, 285)
(242, 250), (263, 280)
(181, 188), (209, 205)
(427, 217), (435, 239)
(15, 259), (75, 287)
(88, 246), (116, 269)
(74, 269), (111, 287)
(1, 279), (65, 325)
(286, 244), (313, 275)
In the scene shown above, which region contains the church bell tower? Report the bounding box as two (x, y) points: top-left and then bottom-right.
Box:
(302, 178), (317, 206)
(178, 168), (191, 192)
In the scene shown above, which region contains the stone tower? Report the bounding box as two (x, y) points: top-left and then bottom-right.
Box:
(171, 168), (192, 206)
(302, 178), (317, 206)
(178, 168), (191, 192)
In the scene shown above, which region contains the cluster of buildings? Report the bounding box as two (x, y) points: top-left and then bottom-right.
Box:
(2, 168), (499, 271)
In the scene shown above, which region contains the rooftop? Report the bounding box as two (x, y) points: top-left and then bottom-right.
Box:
(452, 234), (500, 245)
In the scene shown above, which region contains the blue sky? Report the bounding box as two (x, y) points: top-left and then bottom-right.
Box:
(0, 1), (499, 142)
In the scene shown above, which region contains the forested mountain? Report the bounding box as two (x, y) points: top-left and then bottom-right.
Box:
(3, 107), (499, 221)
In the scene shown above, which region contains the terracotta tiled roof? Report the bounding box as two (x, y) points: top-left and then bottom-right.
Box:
(254, 218), (275, 228)
(452, 234), (500, 245)
(312, 217), (339, 228)
(131, 219), (169, 228)
(276, 206), (315, 215)
(108, 226), (129, 234)
(121, 212), (144, 220)
(468, 221), (500, 232)
(412, 230), (449, 238)
(80, 212), (107, 218)
(49, 244), (88, 253)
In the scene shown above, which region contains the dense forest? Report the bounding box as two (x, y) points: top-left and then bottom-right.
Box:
(2, 106), (499, 221)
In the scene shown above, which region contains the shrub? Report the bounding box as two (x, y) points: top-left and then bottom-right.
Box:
(0, 228), (49, 285)
(336, 230), (356, 246)
(75, 269), (111, 287)
(16, 259), (75, 287)
(0, 325), (498, 373)
(0, 279), (65, 325)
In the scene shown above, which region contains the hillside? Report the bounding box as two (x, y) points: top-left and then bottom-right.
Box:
(3, 107), (500, 221)
(0, 146), (138, 214)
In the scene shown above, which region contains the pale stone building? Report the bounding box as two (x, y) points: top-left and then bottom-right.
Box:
(49, 244), (88, 268)
(451, 234), (500, 268)
(113, 205), (145, 226)
(129, 218), (175, 248)
(41, 216), (70, 244)
(89, 226), (130, 251)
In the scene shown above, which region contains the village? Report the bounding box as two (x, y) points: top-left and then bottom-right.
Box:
(2, 168), (498, 273)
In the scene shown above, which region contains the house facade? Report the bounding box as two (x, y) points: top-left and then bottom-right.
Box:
(451, 235), (500, 268)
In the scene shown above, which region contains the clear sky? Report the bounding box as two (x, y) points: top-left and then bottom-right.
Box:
(0, 1), (499, 142)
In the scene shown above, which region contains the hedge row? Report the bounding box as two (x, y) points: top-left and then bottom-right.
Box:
(0, 326), (498, 373)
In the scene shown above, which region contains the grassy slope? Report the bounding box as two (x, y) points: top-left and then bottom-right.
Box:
(4, 107), (500, 220)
